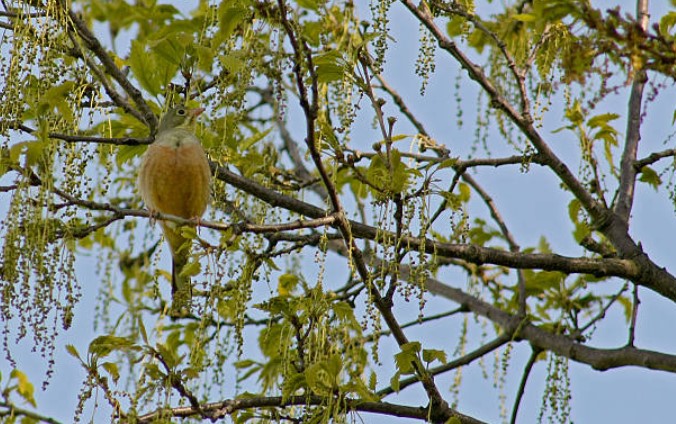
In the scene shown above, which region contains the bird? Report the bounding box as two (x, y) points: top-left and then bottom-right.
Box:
(137, 104), (211, 316)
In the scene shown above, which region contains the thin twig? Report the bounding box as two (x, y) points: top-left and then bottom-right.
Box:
(628, 283), (640, 347)
(509, 347), (541, 424)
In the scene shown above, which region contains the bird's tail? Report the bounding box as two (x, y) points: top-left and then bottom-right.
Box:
(161, 222), (192, 317)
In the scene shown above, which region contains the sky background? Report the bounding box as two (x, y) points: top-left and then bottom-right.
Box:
(2, 1), (676, 423)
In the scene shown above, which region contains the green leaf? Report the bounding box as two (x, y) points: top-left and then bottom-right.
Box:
(572, 222), (590, 243)
(258, 323), (292, 358)
(303, 21), (322, 46)
(219, 53), (246, 74)
(315, 51), (347, 83)
(568, 199), (582, 223)
(297, 0), (319, 11)
(10, 140), (47, 167)
(234, 359), (257, 369)
(180, 259), (201, 278)
(128, 40), (179, 96)
(587, 113), (619, 129)
(659, 12), (676, 35)
(564, 100), (584, 126)
(41, 81), (76, 122)
(436, 158), (458, 171)
(400, 342), (421, 353)
(138, 316), (149, 345)
(616, 295), (632, 322)
(394, 342), (421, 374)
(116, 144), (146, 167)
(88, 335), (139, 359)
(65, 344), (81, 361)
(240, 127), (272, 151)
(457, 182), (471, 202)
(156, 342), (180, 369)
(388, 150), (410, 194)
(390, 371), (401, 393)
(277, 273), (299, 296)
(512, 13), (536, 22)
(422, 348), (447, 365)
(305, 356), (342, 396)
(101, 362), (120, 384)
(639, 166), (661, 190)
(525, 270), (564, 295)
(10, 369), (36, 407)
(144, 362), (164, 380)
(446, 16), (466, 37)
(218, 0), (251, 40)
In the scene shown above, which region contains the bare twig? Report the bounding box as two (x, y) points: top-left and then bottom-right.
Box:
(628, 283), (641, 346)
(377, 333), (511, 397)
(634, 147), (676, 169)
(0, 402), (62, 424)
(509, 347), (541, 424)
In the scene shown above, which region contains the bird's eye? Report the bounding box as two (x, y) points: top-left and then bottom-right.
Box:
(177, 108), (186, 115)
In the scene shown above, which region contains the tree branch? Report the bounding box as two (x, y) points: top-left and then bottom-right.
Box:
(377, 333), (511, 397)
(58, 1), (156, 130)
(614, 0), (649, 225)
(0, 402), (62, 424)
(133, 395), (487, 424)
(423, 275), (676, 373)
(509, 347), (541, 424)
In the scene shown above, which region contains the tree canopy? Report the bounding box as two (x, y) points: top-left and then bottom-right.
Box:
(1, 0), (676, 423)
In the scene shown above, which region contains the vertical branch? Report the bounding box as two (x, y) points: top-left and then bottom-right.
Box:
(510, 347), (541, 424)
(627, 284), (640, 346)
(614, 0), (649, 225)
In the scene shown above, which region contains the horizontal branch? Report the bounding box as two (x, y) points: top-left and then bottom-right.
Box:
(347, 150), (547, 170)
(4, 122), (151, 145)
(211, 164), (671, 296)
(0, 401), (62, 424)
(52, 190), (337, 236)
(634, 147), (676, 169)
(423, 275), (676, 373)
(14, 160), (674, 304)
(133, 394), (486, 424)
(378, 333), (512, 397)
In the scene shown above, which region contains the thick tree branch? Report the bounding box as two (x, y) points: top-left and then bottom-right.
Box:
(211, 164), (662, 290)
(133, 395), (486, 424)
(22, 158), (666, 301)
(424, 275), (676, 373)
(400, 0), (676, 303)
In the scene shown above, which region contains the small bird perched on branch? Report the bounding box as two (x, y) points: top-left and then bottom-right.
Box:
(138, 104), (211, 317)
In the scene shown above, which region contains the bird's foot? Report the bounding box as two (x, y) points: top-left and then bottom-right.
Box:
(147, 208), (160, 226)
(189, 216), (204, 233)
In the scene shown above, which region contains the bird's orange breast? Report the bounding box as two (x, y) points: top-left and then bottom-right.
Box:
(139, 142), (211, 219)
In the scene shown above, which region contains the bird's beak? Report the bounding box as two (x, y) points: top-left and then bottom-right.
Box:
(189, 107), (205, 117)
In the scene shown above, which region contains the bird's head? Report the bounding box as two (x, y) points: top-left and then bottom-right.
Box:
(158, 105), (205, 132)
